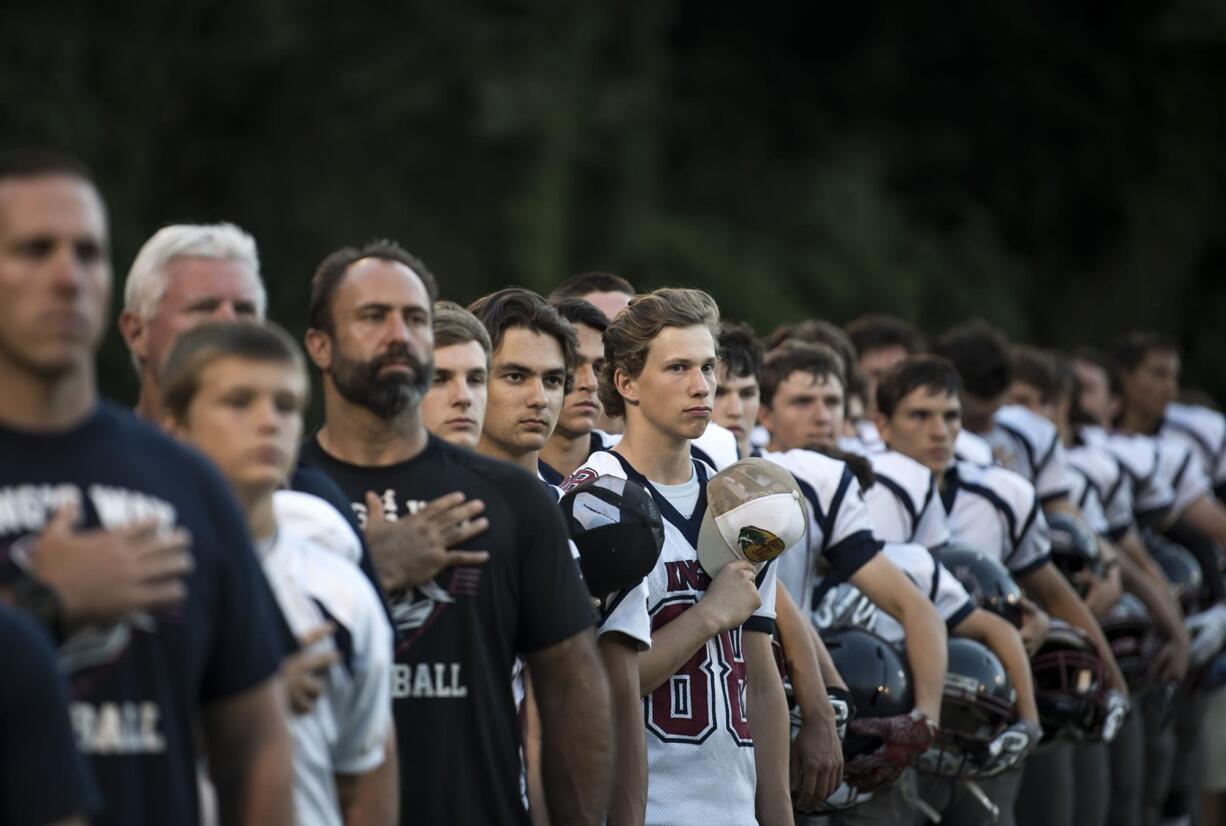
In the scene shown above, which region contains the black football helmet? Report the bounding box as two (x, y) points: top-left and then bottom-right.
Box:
(934, 544), (1024, 628)
(1100, 593), (1156, 691)
(1144, 532), (1207, 615)
(559, 475), (665, 600)
(1031, 620), (1109, 742)
(1046, 512), (1103, 595)
(919, 638), (1016, 778)
(798, 626), (913, 813)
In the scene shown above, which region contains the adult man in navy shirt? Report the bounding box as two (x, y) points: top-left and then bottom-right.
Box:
(0, 150), (293, 826)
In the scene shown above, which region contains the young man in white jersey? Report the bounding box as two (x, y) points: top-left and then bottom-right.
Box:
(161, 321), (394, 826)
(1009, 345), (1194, 826)
(566, 288), (793, 825)
(1109, 332), (1226, 826)
(934, 321), (1079, 515)
(876, 354), (1129, 826)
(752, 339), (950, 824)
(757, 339), (1040, 824)
(468, 287), (649, 826)
(712, 322), (849, 812)
(420, 301), (490, 450)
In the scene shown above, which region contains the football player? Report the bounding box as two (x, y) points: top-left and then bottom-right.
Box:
(420, 301), (490, 449)
(712, 322), (848, 811)
(161, 321), (394, 826)
(567, 288), (794, 825)
(299, 243), (611, 826)
(539, 298), (611, 484)
(754, 339), (950, 824)
(875, 354), (1130, 826)
(757, 338), (1039, 824)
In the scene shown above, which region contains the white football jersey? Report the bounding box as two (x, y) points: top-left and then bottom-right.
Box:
(986, 405), (1074, 504)
(1079, 427), (1176, 522)
(1163, 403), (1226, 488)
(261, 527), (392, 826)
(813, 542), (975, 644)
(955, 429), (994, 466)
(571, 449), (779, 826)
(760, 448), (881, 615)
(941, 459), (1051, 578)
(598, 423), (739, 471)
(1066, 441), (1134, 539)
(865, 450), (951, 548)
(1154, 434), (1211, 519)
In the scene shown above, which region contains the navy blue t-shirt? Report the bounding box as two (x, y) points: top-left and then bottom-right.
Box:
(0, 604), (99, 826)
(0, 402), (284, 826)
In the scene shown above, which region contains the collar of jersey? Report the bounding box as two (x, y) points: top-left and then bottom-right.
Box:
(607, 450), (708, 548)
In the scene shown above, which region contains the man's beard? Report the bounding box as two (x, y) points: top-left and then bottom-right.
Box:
(331, 342), (433, 420)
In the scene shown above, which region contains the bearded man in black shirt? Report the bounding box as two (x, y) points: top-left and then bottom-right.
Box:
(299, 241), (612, 826)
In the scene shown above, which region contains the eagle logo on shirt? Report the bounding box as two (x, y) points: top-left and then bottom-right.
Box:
(738, 526), (785, 563)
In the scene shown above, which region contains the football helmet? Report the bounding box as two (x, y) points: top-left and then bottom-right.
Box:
(1100, 593), (1156, 691)
(934, 544), (1024, 628)
(795, 626), (913, 814)
(1144, 532), (1207, 615)
(1046, 512), (1102, 595)
(918, 638), (1016, 778)
(558, 475), (665, 600)
(1031, 620), (1109, 742)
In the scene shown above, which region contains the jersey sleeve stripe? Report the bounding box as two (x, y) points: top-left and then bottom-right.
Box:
(873, 473), (918, 535)
(742, 616), (776, 635)
(822, 529), (880, 582)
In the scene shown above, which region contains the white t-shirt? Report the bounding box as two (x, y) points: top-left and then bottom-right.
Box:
(865, 450), (951, 548)
(260, 526), (393, 826)
(760, 448), (881, 615)
(941, 459), (1051, 578)
(955, 429), (994, 466)
(573, 449), (779, 826)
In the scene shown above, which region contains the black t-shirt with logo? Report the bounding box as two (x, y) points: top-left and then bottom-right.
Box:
(300, 434), (596, 826)
(0, 403), (284, 826)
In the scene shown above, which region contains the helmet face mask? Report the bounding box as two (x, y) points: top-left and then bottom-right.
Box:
(1031, 622), (1109, 742)
(920, 638), (1016, 778)
(1101, 593), (1156, 691)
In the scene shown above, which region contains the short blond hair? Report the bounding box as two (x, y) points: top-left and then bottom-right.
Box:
(598, 288), (720, 418)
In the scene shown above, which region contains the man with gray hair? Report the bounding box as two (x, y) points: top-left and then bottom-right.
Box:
(119, 222), (266, 419)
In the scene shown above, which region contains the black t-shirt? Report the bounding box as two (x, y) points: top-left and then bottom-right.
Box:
(300, 434), (596, 826)
(0, 403), (284, 826)
(0, 605), (99, 826)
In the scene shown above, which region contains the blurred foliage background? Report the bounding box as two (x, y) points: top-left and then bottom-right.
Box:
(4, 0), (1226, 406)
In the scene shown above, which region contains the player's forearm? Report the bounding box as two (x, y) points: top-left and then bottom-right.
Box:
(530, 632), (614, 826)
(897, 593), (947, 719)
(1118, 529), (1170, 586)
(204, 679), (295, 826)
(638, 605), (720, 696)
(809, 624), (846, 690)
(954, 610), (1038, 724)
(1120, 554), (1187, 645)
(337, 730), (399, 826)
(745, 632), (794, 826)
(599, 636), (646, 826)
(775, 585), (832, 723)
